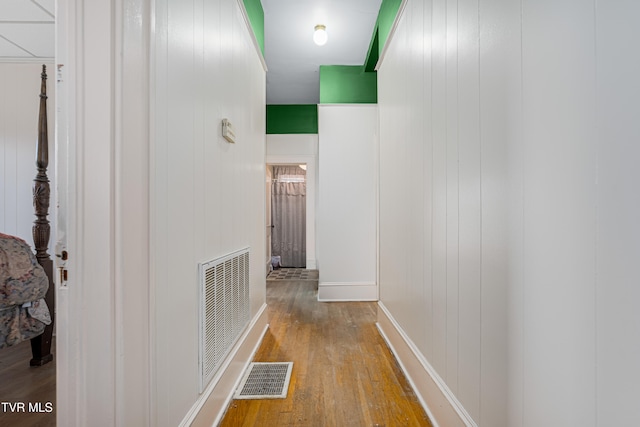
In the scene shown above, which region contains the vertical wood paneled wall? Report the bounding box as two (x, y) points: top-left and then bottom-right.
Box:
(153, 0), (266, 425)
(378, 0), (640, 426)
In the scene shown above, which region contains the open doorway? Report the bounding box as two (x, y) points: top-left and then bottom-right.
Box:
(0, 63), (56, 427)
(269, 165), (307, 269)
(265, 134), (318, 271)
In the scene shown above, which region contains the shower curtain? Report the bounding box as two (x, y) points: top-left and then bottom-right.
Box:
(271, 166), (306, 268)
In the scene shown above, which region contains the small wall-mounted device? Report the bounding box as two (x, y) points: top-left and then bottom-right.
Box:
(222, 118), (236, 143)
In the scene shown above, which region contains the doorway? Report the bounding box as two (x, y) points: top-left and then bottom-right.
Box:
(265, 135), (318, 270)
(269, 165), (307, 268)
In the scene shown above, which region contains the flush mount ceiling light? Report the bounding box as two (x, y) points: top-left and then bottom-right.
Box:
(313, 24), (327, 46)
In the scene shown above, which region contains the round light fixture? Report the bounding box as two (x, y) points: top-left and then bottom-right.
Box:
(313, 24), (327, 46)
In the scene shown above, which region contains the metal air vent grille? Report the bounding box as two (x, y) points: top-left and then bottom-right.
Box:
(199, 248), (250, 392)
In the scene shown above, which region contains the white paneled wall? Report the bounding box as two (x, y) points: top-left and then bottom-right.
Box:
(379, 0), (640, 426)
(153, 0), (265, 425)
(379, 0), (507, 424)
(595, 2), (640, 424)
(518, 2), (597, 426)
(0, 63), (55, 249)
(317, 105), (377, 301)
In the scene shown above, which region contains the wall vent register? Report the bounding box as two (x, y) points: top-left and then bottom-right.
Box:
(198, 248), (250, 392)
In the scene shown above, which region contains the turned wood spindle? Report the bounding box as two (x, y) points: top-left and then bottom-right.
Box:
(33, 64), (50, 261)
(30, 64), (54, 367)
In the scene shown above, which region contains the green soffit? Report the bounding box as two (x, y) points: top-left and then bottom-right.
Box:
(243, 0), (264, 55)
(319, 65), (377, 104)
(267, 105), (319, 134)
(364, 0), (402, 72)
(318, 0), (399, 102)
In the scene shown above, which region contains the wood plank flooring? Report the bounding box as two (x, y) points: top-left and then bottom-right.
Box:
(0, 338), (56, 426)
(219, 280), (432, 427)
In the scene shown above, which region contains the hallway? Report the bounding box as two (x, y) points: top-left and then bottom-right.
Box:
(36, 0), (640, 424)
(219, 275), (432, 426)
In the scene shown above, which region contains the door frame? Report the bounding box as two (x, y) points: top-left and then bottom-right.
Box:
(266, 155), (317, 270)
(55, 0), (153, 424)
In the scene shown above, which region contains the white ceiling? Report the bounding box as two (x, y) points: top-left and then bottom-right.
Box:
(0, 0), (55, 60)
(262, 0), (381, 104)
(0, 0), (381, 104)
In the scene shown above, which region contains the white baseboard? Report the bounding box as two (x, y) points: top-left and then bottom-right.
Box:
(182, 303), (269, 427)
(376, 302), (477, 427)
(266, 259), (272, 276)
(317, 282), (378, 301)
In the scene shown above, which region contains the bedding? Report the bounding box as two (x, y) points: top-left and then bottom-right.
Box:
(0, 233), (51, 349)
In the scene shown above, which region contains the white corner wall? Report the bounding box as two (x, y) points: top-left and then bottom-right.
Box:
(317, 105), (377, 301)
(378, 0), (640, 426)
(153, 0), (266, 425)
(0, 63), (55, 251)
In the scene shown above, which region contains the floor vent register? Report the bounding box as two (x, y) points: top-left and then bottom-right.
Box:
(234, 362), (293, 400)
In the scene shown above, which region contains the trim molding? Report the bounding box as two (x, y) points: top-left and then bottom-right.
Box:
(318, 282), (378, 301)
(266, 259), (272, 276)
(376, 302), (477, 427)
(236, 0), (268, 72)
(375, 0), (409, 71)
(182, 303), (269, 427)
(317, 103), (379, 108)
(0, 57), (54, 63)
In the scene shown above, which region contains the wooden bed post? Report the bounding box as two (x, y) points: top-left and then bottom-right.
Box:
(30, 64), (55, 366)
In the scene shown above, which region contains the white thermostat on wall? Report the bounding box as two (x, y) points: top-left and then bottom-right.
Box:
(222, 118), (236, 143)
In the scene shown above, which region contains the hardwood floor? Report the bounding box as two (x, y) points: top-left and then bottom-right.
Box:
(219, 279), (432, 427)
(0, 338), (56, 426)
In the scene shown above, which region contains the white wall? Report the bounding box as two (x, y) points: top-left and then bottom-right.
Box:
(512, 1), (640, 426)
(378, 1), (508, 424)
(378, 0), (640, 426)
(0, 62), (55, 251)
(266, 133), (318, 269)
(267, 134), (317, 158)
(513, 2), (596, 425)
(594, 2), (640, 423)
(153, 0), (266, 425)
(317, 105), (377, 301)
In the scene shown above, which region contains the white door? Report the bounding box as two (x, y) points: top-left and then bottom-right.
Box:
(55, 0), (117, 424)
(55, 0), (152, 425)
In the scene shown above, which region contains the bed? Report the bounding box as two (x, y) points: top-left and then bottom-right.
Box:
(0, 65), (55, 366)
